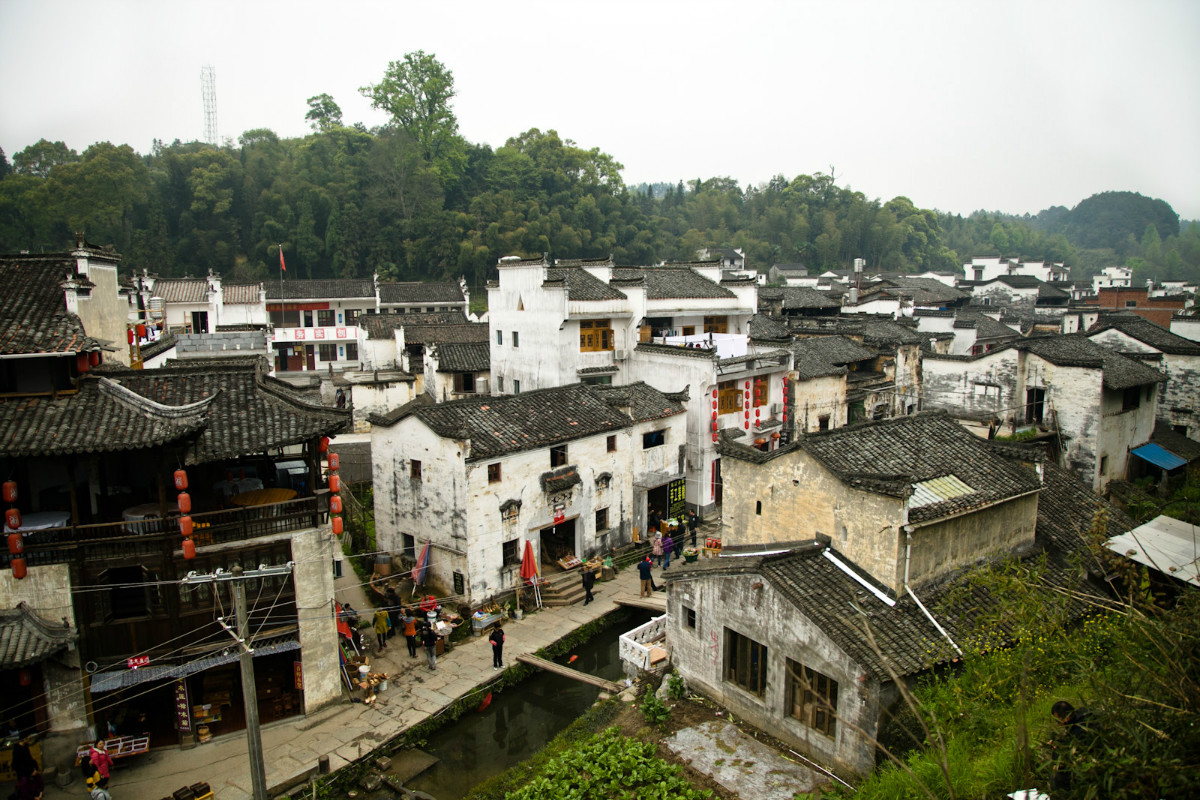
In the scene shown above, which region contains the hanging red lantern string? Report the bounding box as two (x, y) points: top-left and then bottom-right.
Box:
(330, 496), (343, 514)
(6, 508), (22, 530)
(319, 436), (330, 453)
(329, 474), (341, 494)
(3, 481), (16, 504)
(179, 516), (193, 539)
(11, 558), (26, 580)
(173, 469), (188, 491)
(328, 453), (340, 471)
(182, 540), (196, 560)
(331, 516), (343, 536)
(8, 533), (23, 554)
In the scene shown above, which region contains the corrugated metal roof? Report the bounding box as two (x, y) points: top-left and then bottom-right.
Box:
(1131, 443), (1187, 471)
(1106, 515), (1200, 586)
(909, 474), (974, 508)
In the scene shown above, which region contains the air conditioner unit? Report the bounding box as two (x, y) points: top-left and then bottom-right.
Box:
(613, 349), (627, 361)
(770, 403), (782, 416)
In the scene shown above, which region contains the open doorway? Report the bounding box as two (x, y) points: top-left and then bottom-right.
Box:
(539, 518), (577, 564)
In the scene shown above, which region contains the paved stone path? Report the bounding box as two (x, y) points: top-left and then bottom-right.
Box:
(38, 558), (666, 800)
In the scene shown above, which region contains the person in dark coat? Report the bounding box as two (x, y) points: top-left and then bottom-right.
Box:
(687, 510), (699, 547)
(421, 624), (439, 670)
(11, 735), (36, 780)
(637, 557), (653, 598)
(582, 564), (596, 605)
(489, 622), (505, 669)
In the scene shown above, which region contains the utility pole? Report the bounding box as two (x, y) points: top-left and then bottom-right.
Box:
(183, 563), (294, 800)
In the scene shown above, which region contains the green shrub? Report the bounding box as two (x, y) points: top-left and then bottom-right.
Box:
(640, 688), (671, 727)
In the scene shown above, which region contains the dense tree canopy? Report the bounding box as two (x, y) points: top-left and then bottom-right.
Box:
(1, 52), (1196, 290)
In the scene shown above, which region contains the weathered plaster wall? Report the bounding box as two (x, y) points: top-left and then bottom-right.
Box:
(75, 261), (131, 365)
(791, 375), (847, 433)
(1098, 384), (1158, 487)
(919, 350), (1019, 424)
(348, 377), (416, 432)
(669, 572), (881, 776)
(290, 526), (342, 713)
(721, 449), (905, 589)
(905, 493), (1038, 588)
(1023, 359), (1101, 487)
(487, 264), (572, 393)
(1087, 329), (1198, 440)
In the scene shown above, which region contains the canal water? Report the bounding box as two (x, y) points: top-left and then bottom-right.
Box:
(399, 607), (653, 799)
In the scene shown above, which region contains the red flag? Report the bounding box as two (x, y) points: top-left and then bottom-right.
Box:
(279, 246), (287, 272)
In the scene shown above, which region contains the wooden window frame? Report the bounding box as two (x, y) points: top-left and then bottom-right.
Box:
(786, 659), (838, 737)
(725, 628), (768, 698)
(487, 463), (501, 483)
(411, 460), (422, 480)
(579, 319), (615, 352)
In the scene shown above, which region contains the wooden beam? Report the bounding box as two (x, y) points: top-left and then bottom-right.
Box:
(615, 598), (666, 613)
(515, 655), (622, 693)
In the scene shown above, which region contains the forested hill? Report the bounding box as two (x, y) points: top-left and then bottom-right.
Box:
(1, 52), (1197, 288)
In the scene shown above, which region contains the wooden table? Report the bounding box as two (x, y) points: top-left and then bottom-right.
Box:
(231, 488), (297, 507)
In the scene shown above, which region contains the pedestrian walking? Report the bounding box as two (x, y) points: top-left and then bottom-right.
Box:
(87, 742), (113, 789)
(672, 529), (684, 560)
(661, 532), (674, 569)
(638, 557), (654, 598)
(688, 510), (699, 548)
(421, 623), (439, 670)
(489, 622), (505, 669)
(401, 607), (419, 657)
(651, 531), (663, 566)
(372, 608), (389, 651)
(385, 587), (401, 639)
(87, 776), (111, 800)
(582, 563), (596, 605)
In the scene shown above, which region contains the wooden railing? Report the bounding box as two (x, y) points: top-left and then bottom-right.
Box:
(3, 496), (324, 567)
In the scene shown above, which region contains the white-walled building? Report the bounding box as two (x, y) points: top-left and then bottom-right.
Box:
(1092, 266), (1134, 293)
(486, 256), (788, 515)
(370, 382), (687, 605)
(267, 279), (375, 373)
(923, 334), (1164, 489)
(964, 256), (1069, 284)
(378, 280), (469, 315)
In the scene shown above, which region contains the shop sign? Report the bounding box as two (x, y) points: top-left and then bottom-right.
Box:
(453, 571), (465, 595)
(295, 329), (306, 340)
(127, 655), (150, 669)
(174, 679), (191, 732)
(668, 477), (686, 519)
(336, 328), (347, 339)
(294, 661), (304, 691)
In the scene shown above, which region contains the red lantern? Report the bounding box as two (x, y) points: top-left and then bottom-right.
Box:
(328, 453), (340, 471)
(173, 469), (188, 490)
(76, 354), (90, 373)
(6, 508), (21, 530)
(179, 515), (193, 538)
(3, 480), (16, 503)
(712, 433), (718, 443)
(136, 323), (147, 339)
(17, 669), (32, 687)
(711, 411), (717, 422)
(330, 496), (343, 514)
(319, 436), (330, 453)
(711, 388), (717, 398)
(226, 470), (234, 482)
(239, 469), (246, 480)
(11, 557), (26, 579)
(127, 329), (135, 345)
(89, 351), (100, 367)
(744, 381), (750, 389)
(182, 539), (196, 560)
(331, 516), (343, 536)
(329, 474), (341, 494)
(8, 533), (23, 554)
(177, 492), (192, 514)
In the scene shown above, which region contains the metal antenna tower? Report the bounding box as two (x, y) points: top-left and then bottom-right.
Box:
(201, 65), (219, 145)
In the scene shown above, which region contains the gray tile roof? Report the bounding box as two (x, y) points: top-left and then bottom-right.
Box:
(1019, 334), (1165, 390)
(1036, 460), (1134, 556)
(139, 332), (177, 361)
(1087, 315), (1200, 355)
(101, 361), (349, 464)
(635, 341), (717, 360)
(592, 381), (687, 423)
(360, 312), (471, 340)
(611, 267), (735, 300)
(747, 314), (790, 341)
(400, 323), (490, 347)
(433, 341), (491, 373)
(222, 283), (262, 304)
(378, 282), (465, 305)
(0, 603), (75, 669)
(154, 279), (210, 303)
(266, 279), (375, 300)
(758, 287), (841, 310)
(382, 383), (632, 462)
(795, 412), (1041, 523)
(0, 256), (97, 355)
(545, 268), (627, 302)
(790, 336), (877, 373)
(875, 276), (970, 305)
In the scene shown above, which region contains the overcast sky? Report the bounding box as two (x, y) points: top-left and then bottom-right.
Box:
(2, 0), (1198, 219)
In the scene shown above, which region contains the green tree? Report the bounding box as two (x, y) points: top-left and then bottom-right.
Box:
(13, 139), (79, 178)
(360, 51), (459, 164)
(305, 93), (343, 132)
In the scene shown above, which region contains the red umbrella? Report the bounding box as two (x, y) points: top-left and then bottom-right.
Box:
(520, 540), (538, 584)
(520, 540), (542, 608)
(411, 540), (431, 588)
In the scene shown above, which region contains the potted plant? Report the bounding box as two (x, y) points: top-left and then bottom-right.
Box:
(682, 547), (699, 563)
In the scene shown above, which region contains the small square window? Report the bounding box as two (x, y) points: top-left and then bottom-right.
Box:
(756, 500), (762, 516)
(607, 435), (617, 453)
(345, 343), (358, 360)
(411, 460), (422, 480)
(513, 380), (520, 394)
(488, 463), (502, 483)
(550, 444), (567, 467)
(502, 539), (519, 566)
(513, 331), (520, 348)
(642, 429), (666, 449)
(685, 606), (696, 630)
(595, 507), (609, 531)
(496, 330), (503, 345)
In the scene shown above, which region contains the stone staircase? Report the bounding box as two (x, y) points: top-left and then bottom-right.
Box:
(538, 572), (588, 607)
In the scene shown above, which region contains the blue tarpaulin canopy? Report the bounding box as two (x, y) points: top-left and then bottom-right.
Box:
(1131, 443), (1187, 471)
